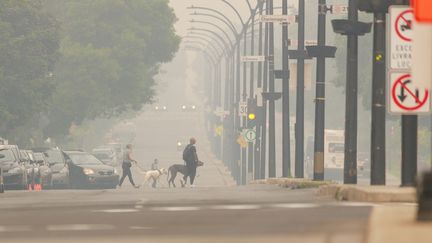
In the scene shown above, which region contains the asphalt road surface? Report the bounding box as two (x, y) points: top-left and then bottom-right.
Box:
(1, 80), (372, 243)
(0, 110), (372, 243)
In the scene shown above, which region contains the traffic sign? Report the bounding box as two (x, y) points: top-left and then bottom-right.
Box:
(259, 15), (296, 24)
(214, 125), (223, 137)
(236, 135), (248, 148)
(241, 56), (265, 62)
(388, 71), (430, 114)
(328, 4), (348, 15)
(238, 101), (247, 117)
(242, 129), (256, 142)
(389, 6), (413, 70)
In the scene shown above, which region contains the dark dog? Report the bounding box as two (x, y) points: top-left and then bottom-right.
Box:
(167, 161), (204, 188)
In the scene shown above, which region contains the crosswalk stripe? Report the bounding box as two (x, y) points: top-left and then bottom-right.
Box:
(93, 209), (140, 213)
(46, 224), (115, 231)
(211, 204), (262, 210)
(150, 206), (200, 212)
(271, 203), (320, 209)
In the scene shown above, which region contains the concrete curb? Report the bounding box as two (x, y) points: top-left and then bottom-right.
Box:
(318, 184), (416, 203)
(251, 178), (334, 189)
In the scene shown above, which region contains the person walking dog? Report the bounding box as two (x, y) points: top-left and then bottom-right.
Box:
(118, 144), (139, 188)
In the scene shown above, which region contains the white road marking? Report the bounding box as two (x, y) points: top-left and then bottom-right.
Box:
(46, 224), (115, 231)
(0, 225), (32, 233)
(271, 203), (320, 209)
(331, 202), (376, 207)
(211, 204), (262, 210)
(151, 206), (200, 212)
(129, 226), (154, 230)
(94, 209), (139, 213)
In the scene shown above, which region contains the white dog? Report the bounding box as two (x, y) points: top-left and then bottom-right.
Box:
(140, 168), (168, 188)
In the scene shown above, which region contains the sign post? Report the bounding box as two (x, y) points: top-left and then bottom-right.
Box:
(388, 6), (428, 187)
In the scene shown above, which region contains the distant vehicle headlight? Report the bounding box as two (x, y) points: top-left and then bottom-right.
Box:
(113, 168), (118, 174)
(162, 106), (167, 110)
(191, 105), (196, 110)
(83, 168), (95, 175)
(154, 106), (159, 111)
(181, 105), (187, 110)
(177, 141), (182, 147)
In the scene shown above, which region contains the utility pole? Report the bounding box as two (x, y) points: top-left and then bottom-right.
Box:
(260, 0), (270, 179)
(254, 2), (264, 180)
(241, 30), (248, 185)
(267, 0), (276, 177)
(281, 0), (291, 178)
(332, 0), (371, 184)
(370, 12), (386, 185)
(307, 0), (336, 181)
(401, 115), (417, 187)
(294, 0), (306, 178)
(248, 13), (256, 181)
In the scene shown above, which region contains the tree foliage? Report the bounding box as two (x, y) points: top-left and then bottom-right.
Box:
(44, 0), (180, 139)
(0, 0), (180, 144)
(0, 0), (60, 138)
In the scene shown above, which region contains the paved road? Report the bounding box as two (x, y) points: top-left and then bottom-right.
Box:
(0, 76), (372, 243)
(0, 186), (372, 243)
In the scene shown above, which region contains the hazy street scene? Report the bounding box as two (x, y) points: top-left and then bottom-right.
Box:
(0, 1), (431, 243)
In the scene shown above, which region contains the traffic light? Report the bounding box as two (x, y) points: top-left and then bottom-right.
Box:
(247, 99), (257, 129)
(359, 0), (410, 13)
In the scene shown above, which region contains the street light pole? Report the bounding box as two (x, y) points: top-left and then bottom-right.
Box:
(370, 12), (386, 185)
(281, 0), (291, 178)
(267, 0), (276, 178)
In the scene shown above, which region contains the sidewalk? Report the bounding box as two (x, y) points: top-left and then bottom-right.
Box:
(367, 204), (432, 243)
(318, 184), (416, 202)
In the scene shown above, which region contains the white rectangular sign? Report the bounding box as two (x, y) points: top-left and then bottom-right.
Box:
(389, 6), (413, 70)
(259, 15), (296, 24)
(330, 5), (348, 15)
(412, 22), (432, 91)
(388, 71), (430, 114)
(241, 56), (265, 62)
(238, 101), (248, 116)
(288, 39), (318, 47)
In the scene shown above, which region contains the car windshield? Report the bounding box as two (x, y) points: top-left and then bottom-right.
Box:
(0, 149), (16, 163)
(68, 153), (103, 165)
(44, 150), (64, 164)
(94, 153), (110, 160)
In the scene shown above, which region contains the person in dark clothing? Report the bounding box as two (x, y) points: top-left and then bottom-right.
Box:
(118, 144), (139, 188)
(183, 137), (199, 187)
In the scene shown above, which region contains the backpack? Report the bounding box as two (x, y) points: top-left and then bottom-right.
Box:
(182, 144), (193, 161)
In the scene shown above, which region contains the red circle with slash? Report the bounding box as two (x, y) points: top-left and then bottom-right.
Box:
(395, 10), (414, 42)
(391, 74), (429, 111)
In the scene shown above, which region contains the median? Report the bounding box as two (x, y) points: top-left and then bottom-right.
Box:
(250, 178), (335, 189)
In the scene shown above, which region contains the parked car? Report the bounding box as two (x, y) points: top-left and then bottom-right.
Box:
(0, 145), (27, 190)
(92, 147), (117, 167)
(105, 143), (124, 164)
(32, 148), (69, 188)
(0, 153), (4, 193)
(64, 151), (119, 189)
(32, 152), (53, 189)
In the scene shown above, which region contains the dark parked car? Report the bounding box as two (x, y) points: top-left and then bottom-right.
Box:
(64, 151), (119, 189)
(32, 148), (69, 188)
(0, 145), (27, 190)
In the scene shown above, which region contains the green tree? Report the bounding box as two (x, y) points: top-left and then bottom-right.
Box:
(43, 0), (180, 139)
(0, 0), (60, 140)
